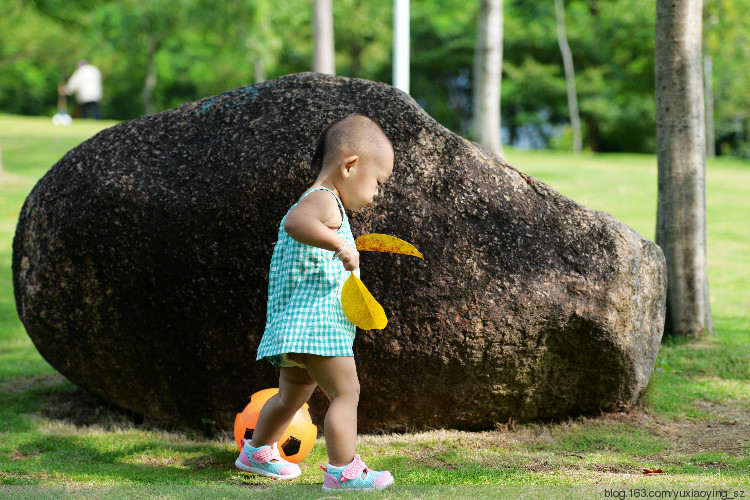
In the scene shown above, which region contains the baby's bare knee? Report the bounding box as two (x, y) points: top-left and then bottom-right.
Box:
(331, 379), (360, 405)
(349, 379), (361, 398)
(278, 382), (316, 410)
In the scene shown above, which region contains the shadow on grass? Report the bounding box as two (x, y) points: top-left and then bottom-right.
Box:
(1, 382), (238, 484)
(8, 432), (234, 484)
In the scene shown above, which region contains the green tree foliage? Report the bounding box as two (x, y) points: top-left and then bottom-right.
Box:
(0, 1), (87, 115)
(93, 0), (188, 116)
(332, 0), (392, 80)
(409, 0), (478, 134)
(1, 0), (747, 156)
(503, 0), (657, 152)
(704, 0), (750, 157)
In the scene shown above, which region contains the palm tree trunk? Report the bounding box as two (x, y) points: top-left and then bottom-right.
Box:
(554, 0), (582, 154)
(655, 0), (713, 337)
(143, 36), (157, 116)
(704, 54), (715, 157)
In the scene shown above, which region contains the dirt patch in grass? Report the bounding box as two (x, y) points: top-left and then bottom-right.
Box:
(589, 463), (635, 474)
(124, 452), (224, 469)
(693, 399), (749, 424)
(183, 455), (225, 470)
(631, 406), (749, 455)
(129, 455), (181, 467)
(9, 450), (38, 462)
(359, 405), (749, 476)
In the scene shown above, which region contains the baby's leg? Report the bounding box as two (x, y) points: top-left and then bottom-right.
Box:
(250, 366), (317, 447)
(303, 355), (359, 467)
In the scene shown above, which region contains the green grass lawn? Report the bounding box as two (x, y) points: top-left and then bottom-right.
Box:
(1, 115), (748, 497)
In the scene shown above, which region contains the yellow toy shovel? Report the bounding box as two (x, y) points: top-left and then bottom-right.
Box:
(341, 234), (423, 330)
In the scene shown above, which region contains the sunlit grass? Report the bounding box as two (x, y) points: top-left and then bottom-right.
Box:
(511, 147), (750, 317)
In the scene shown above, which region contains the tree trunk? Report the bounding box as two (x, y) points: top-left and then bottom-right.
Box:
(555, 0), (582, 154)
(472, 0), (503, 156)
(704, 54), (715, 158)
(655, 0), (713, 337)
(312, 0), (335, 74)
(143, 36), (157, 116)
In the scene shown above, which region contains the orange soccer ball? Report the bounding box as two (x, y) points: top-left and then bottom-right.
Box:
(234, 388), (318, 464)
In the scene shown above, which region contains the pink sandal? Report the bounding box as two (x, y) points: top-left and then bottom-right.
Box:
(235, 440), (301, 480)
(321, 454), (394, 491)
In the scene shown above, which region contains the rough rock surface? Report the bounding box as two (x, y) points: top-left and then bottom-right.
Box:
(13, 73), (666, 432)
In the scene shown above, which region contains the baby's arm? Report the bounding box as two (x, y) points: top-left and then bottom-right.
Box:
(284, 191), (360, 271)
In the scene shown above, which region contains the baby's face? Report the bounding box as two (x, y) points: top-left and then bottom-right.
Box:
(340, 146), (394, 212)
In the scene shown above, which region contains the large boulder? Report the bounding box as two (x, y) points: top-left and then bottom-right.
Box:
(13, 73), (666, 433)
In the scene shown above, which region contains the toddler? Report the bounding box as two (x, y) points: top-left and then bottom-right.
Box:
(235, 114), (395, 491)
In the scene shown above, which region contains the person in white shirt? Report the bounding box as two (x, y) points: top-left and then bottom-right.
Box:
(65, 60), (102, 119)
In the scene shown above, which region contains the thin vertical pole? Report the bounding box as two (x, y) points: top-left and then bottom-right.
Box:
(313, 0), (335, 75)
(393, 0), (410, 93)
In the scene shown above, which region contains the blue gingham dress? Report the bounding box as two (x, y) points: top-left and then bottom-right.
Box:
(256, 188), (360, 362)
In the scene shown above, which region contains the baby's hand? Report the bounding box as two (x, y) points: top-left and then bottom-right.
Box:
(336, 243), (359, 272)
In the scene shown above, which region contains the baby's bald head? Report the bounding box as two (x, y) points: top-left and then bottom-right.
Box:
(313, 115), (393, 171)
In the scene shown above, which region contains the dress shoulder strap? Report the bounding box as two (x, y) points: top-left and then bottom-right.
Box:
(298, 187), (346, 220)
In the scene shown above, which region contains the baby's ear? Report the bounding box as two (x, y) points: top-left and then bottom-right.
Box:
(341, 155), (359, 177)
